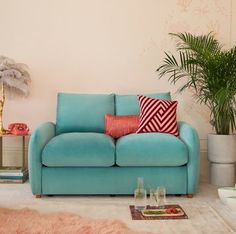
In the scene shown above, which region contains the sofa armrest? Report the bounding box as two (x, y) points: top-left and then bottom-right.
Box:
(28, 122), (56, 195)
(178, 121), (200, 194)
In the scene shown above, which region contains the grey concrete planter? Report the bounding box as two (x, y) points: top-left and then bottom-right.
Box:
(208, 134), (236, 186)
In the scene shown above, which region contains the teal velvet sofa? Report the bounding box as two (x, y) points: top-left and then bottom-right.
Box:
(29, 92), (200, 197)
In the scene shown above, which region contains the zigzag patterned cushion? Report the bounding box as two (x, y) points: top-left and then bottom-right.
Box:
(136, 95), (179, 136)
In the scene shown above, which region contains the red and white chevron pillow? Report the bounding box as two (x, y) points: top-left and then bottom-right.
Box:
(136, 95), (179, 136)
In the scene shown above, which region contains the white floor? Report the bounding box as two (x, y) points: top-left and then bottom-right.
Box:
(0, 182), (236, 233)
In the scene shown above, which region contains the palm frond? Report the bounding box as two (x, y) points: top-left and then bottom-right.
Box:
(157, 32), (236, 134)
(169, 32), (222, 55)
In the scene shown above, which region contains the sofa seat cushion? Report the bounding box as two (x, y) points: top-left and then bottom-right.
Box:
(42, 133), (115, 167)
(116, 133), (188, 166)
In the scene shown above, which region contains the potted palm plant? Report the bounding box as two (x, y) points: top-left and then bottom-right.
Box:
(0, 56), (30, 134)
(156, 32), (236, 186)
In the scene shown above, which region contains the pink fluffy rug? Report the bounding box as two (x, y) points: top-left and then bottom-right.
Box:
(0, 207), (151, 234)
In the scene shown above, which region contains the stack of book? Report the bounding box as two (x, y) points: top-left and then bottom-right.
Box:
(0, 167), (28, 183)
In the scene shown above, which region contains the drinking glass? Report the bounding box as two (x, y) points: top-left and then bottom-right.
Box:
(134, 188), (147, 211)
(149, 188), (158, 207)
(157, 186), (166, 208)
(134, 177), (147, 211)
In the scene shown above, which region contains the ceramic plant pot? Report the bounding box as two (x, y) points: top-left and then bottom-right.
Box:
(208, 134), (236, 186)
(208, 134), (236, 163)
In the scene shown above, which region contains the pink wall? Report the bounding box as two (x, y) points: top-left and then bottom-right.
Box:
(0, 0), (234, 145)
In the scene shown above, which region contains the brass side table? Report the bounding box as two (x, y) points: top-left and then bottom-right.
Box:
(0, 134), (29, 183)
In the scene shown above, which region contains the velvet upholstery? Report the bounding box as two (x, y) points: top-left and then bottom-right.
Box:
(42, 133), (115, 167)
(29, 122), (56, 195)
(105, 114), (139, 138)
(178, 121), (200, 194)
(116, 133), (188, 166)
(115, 92), (171, 115)
(42, 167), (187, 195)
(29, 92), (200, 196)
(56, 93), (115, 134)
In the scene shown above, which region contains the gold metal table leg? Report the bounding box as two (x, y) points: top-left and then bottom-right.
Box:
(22, 136), (26, 169)
(0, 136), (2, 167)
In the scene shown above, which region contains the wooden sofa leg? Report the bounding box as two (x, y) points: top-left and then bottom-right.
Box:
(35, 195), (42, 198)
(187, 194), (193, 198)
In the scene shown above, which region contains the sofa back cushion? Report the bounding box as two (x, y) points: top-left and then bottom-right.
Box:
(56, 93), (115, 134)
(115, 92), (171, 115)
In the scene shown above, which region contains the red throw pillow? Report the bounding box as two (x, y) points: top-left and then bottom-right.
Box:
(105, 114), (139, 138)
(136, 95), (179, 136)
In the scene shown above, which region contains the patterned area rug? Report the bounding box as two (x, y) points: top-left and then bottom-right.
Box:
(0, 207), (151, 234)
(0, 204), (235, 234)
